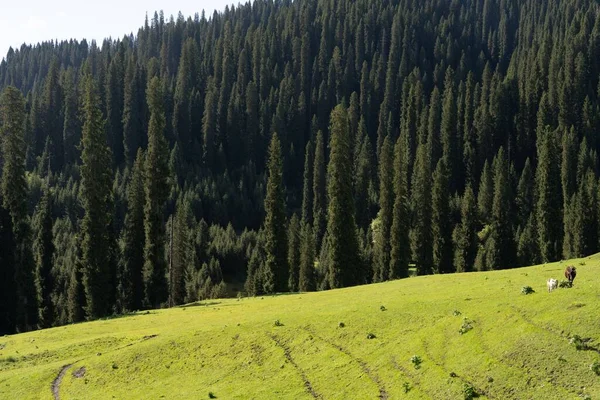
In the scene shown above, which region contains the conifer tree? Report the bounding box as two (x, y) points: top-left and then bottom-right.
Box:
(453, 184), (478, 272)
(432, 159), (453, 273)
(487, 148), (514, 269)
(389, 137), (410, 279)
(0, 201), (16, 334)
(516, 158), (534, 229)
(313, 130), (327, 252)
(536, 127), (562, 262)
(143, 77), (170, 308)
(262, 133), (288, 293)
(301, 140), (314, 225)
(410, 142), (433, 275)
(122, 55), (143, 165)
(1, 86), (38, 330)
(80, 76), (117, 319)
(299, 221), (316, 292)
(34, 186), (54, 328)
(287, 213), (301, 292)
(477, 160), (494, 225)
(374, 135), (393, 282)
(326, 105), (361, 288)
(120, 150), (146, 311)
(170, 198), (192, 306)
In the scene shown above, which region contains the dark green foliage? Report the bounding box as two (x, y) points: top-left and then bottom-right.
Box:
(432, 159), (453, 274)
(453, 185), (478, 272)
(389, 138), (410, 279)
(410, 142), (433, 275)
(143, 77), (170, 309)
(299, 222), (316, 292)
(1, 86), (38, 330)
(0, 202), (17, 334)
(80, 76), (117, 319)
(3, 0), (600, 331)
(34, 187), (55, 328)
(536, 128), (562, 262)
(487, 148), (515, 270)
(373, 136), (393, 282)
(313, 131), (326, 253)
(120, 150), (146, 311)
(262, 134), (288, 293)
(326, 105), (361, 288)
(287, 214), (301, 292)
(301, 141), (313, 226)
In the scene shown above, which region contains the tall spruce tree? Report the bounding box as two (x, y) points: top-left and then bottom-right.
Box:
(410, 141), (433, 275)
(120, 149), (146, 311)
(389, 137), (410, 279)
(80, 75), (117, 319)
(143, 77), (170, 309)
(262, 133), (288, 293)
(487, 148), (515, 269)
(287, 213), (301, 292)
(0, 200), (17, 334)
(33, 186), (54, 328)
(299, 221), (316, 292)
(453, 184), (478, 272)
(326, 105), (361, 288)
(374, 135), (393, 282)
(301, 140), (314, 225)
(1, 86), (38, 330)
(432, 159), (453, 273)
(313, 130), (327, 252)
(536, 127), (562, 262)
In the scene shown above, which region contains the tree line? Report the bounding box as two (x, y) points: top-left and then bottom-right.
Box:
(2, 0), (600, 333)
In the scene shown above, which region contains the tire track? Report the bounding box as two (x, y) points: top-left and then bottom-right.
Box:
(267, 333), (322, 399)
(390, 357), (433, 399)
(49, 334), (159, 399)
(51, 364), (74, 400)
(302, 326), (388, 400)
(421, 331), (495, 399)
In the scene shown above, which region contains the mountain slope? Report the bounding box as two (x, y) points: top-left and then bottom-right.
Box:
(1, 255), (600, 399)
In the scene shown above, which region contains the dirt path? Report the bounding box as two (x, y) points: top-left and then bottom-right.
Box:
(51, 364), (73, 400)
(268, 333), (322, 399)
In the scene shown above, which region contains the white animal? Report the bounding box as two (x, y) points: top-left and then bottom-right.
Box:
(547, 278), (558, 292)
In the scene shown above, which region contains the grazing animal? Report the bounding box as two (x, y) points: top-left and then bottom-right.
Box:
(564, 266), (577, 284)
(547, 278), (558, 292)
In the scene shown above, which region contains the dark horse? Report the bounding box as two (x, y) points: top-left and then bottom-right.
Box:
(565, 266), (577, 284)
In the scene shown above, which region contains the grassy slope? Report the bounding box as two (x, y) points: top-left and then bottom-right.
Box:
(2, 255), (600, 400)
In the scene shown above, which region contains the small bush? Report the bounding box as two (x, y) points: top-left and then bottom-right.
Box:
(559, 280), (573, 288)
(338, 322), (345, 328)
(570, 335), (591, 351)
(580, 262), (586, 266)
(208, 392), (217, 399)
(521, 286), (535, 295)
(380, 305), (387, 311)
(402, 382), (411, 393)
(590, 361), (600, 375)
(367, 333), (376, 339)
(463, 383), (478, 400)
(112, 362), (118, 369)
(274, 320), (284, 327)
(453, 310), (462, 316)
(411, 355), (422, 369)
(459, 318), (474, 335)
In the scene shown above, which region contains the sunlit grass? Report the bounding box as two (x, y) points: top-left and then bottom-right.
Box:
(1, 255), (599, 399)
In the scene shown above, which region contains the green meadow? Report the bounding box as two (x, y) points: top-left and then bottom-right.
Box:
(2, 255), (600, 400)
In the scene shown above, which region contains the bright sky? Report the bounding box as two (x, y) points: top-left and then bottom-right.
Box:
(0, 1), (236, 59)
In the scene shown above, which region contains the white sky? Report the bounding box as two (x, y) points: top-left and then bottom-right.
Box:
(0, 0), (237, 59)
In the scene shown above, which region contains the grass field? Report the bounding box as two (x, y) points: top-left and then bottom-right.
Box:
(2, 255), (600, 399)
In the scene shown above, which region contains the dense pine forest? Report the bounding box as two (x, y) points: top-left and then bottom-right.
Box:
(1, 0), (599, 334)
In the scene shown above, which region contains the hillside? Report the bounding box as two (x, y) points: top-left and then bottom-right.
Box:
(2, 255), (600, 399)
